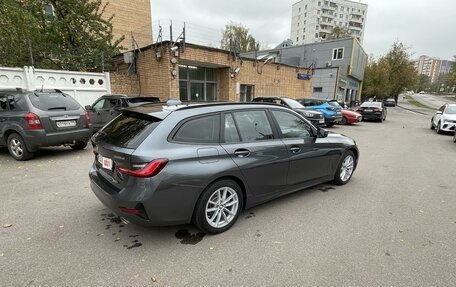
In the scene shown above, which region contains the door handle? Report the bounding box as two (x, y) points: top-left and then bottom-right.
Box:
(290, 146), (301, 153)
(234, 149), (250, 158)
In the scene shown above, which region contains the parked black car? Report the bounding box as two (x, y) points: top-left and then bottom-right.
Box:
(90, 102), (359, 234)
(357, 101), (387, 122)
(0, 89), (92, 160)
(252, 96), (325, 126)
(85, 94), (160, 131)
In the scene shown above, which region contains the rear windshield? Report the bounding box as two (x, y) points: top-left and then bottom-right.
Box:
(28, 93), (81, 111)
(360, 102), (381, 108)
(128, 97), (160, 104)
(99, 112), (161, 148)
(282, 98), (304, 109)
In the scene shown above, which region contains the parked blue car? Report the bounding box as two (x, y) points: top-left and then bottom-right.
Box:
(297, 98), (343, 127)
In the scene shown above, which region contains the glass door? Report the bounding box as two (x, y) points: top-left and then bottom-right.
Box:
(190, 82), (205, 101)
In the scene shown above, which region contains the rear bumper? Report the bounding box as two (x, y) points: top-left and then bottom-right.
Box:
(89, 164), (200, 226)
(361, 113), (382, 120)
(345, 116), (362, 124)
(308, 117), (326, 127)
(23, 128), (92, 151)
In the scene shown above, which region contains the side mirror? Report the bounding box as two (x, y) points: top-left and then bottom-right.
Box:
(436, 111), (443, 115)
(317, 127), (328, 138)
(85, 105), (92, 111)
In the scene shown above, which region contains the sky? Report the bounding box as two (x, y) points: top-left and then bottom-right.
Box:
(151, 0), (456, 60)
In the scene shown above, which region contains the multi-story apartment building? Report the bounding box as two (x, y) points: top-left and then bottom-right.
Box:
(413, 56), (454, 84)
(291, 0), (368, 45)
(100, 0), (153, 50)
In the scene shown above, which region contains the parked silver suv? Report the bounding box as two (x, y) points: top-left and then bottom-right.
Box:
(0, 89), (92, 160)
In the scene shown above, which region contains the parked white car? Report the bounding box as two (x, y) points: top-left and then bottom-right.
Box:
(430, 104), (456, 134)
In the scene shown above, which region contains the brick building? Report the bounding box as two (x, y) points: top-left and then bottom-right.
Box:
(100, 0), (152, 50)
(110, 41), (313, 102)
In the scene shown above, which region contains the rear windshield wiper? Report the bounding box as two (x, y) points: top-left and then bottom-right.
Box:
(48, 107), (67, 110)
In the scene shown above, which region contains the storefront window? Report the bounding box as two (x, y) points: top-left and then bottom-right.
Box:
(206, 83), (217, 101)
(189, 66), (205, 81)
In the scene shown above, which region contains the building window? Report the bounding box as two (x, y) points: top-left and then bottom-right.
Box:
(332, 48), (344, 60)
(298, 15), (301, 20)
(315, 33), (319, 38)
(318, 1), (321, 6)
(341, 6), (344, 11)
(303, 27), (306, 32)
(299, 7), (301, 12)
(316, 25), (319, 30)
(340, 14), (343, 18)
(297, 22), (300, 27)
(317, 10), (320, 14)
(179, 65), (218, 102)
(240, 84), (255, 102)
(304, 20), (306, 25)
(304, 12), (307, 17)
(305, 4), (307, 9)
(296, 37), (299, 42)
(313, 87), (323, 92)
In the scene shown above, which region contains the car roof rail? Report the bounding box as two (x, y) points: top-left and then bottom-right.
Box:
(34, 88), (64, 93)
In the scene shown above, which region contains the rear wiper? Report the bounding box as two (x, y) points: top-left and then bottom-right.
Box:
(48, 107), (67, 110)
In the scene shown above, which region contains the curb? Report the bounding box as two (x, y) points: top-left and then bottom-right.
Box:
(397, 105), (431, 116)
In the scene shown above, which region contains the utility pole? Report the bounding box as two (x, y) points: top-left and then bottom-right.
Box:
(28, 39), (35, 66)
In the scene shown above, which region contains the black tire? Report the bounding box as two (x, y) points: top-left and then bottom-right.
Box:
(436, 121), (443, 134)
(341, 117), (347, 125)
(326, 122), (335, 128)
(379, 116), (383, 123)
(430, 119), (435, 130)
(333, 151), (356, 185)
(7, 133), (34, 161)
(70, 141), (88, 150)
(193, 179), (243, 234)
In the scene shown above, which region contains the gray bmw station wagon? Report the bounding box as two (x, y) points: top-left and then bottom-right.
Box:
(89, 102), (359, 234)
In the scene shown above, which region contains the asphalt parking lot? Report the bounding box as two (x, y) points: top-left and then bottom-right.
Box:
(1, 107), (455, 286)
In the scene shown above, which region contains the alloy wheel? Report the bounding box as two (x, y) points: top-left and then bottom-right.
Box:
(9, 138), (23, 158)
(340, 155), (354, 182)
(205, 187), (239, 228)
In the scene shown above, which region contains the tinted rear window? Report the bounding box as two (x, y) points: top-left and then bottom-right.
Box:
(328, 101), (341, 107)
(99, 113), (161, 148)
(28, 93), (81, 111)
(173, 114), (220, 144)
(128, 97), (160, 104)
(361, 102), (381, 108)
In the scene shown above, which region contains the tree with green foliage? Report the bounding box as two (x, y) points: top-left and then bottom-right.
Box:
(363, 57), (391, 99)
(383, 41), (417, 100)
(0, 0), (122, 71)
(415, 74), (431, 92)
(327, 26), (351, 40)
(221, 22), (259, 52)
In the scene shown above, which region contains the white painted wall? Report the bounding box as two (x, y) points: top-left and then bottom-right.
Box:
(0, 66), (111, 106)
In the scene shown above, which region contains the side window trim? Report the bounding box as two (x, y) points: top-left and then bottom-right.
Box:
(221, 112), (242, 144)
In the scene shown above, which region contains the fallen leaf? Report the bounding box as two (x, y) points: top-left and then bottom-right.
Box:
(0, 253), (4, 257)
(59, 225), (64, 228)
(26, 238), (31, 241)
(151, 277), (157, 283)
(133, 274), (139, 279)
(419, 210), (424, 213)
(3, 224), (12, 228)
(400, 239), (404, 242)
(274, 241), (282, 244)
(209, 247), (214, 250)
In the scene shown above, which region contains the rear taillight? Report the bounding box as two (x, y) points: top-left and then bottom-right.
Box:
(26, 112), (42, 130)
(373, 108), (381, 112)
(120, 207), (141, 214)
(116, 158), (168, 178)
(85, 111), (90, 125)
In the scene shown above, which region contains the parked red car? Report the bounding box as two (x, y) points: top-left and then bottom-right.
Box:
(341, 109), (362, 124)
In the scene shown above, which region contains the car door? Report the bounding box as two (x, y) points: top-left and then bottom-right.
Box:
(104, 98), (122, 123)
(0, 95), (8, 146)
(220, 110), (289, 203)
(269, 109), (333, 185)
(89, 98), (105, 130)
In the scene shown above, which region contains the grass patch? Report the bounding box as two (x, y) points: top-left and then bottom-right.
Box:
(405, 96), (434, 110)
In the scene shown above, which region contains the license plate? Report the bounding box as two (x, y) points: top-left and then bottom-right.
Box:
(336, 111), (341, 114)
(101, 156), (113, 170)
(56, 120), (76, 128)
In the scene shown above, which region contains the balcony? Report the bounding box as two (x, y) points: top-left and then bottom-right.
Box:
(349, 22), (363, 30)
(349, 17), (363, 24)
(350, 10), (363, 16)
(320, 26), (332, 33)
